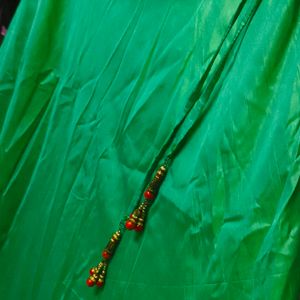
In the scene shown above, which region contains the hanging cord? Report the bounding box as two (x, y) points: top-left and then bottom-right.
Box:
(86, 0), (262, 288)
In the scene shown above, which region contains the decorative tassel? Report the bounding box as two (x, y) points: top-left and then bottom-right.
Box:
(86, 158), (170, 288)
(125, 202), (149, 231)
(86, 230), (122, 288)
(102, 230), (122, 260)
(86, 261), (108, 287)
(125, 164), (168, 231)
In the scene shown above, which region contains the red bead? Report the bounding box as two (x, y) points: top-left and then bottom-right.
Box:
(89, 268), (95, 275)
(86, 278), (95, 287)
(125, 220), (135, 230)
(96, 281), (104, 287)
(102, 250), (111, 260)
(144, 190), (155, 200)
(135, 225), (144, 232)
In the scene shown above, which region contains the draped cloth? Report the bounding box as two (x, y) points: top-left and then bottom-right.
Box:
(0, 0), (299, 299)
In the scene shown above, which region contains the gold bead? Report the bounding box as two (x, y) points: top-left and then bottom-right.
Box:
(90, 274), (97, 282)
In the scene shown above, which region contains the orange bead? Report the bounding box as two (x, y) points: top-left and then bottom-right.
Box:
(144, 190), (155, 200)
(135, 224), (144, 232)
(96, 281), (104, 287)
(125, 220), (135, 230)
(102, 250), (111, 260)
(86, 278), (95, 287)
(89, 268), (95, 275)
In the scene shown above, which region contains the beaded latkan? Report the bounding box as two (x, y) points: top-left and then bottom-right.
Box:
(86, 159), (169, 288)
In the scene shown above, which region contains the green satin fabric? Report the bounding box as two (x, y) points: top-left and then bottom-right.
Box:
(0, 0), (300, 299)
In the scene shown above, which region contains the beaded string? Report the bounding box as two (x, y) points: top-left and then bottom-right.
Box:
(86, 156), (171, 287)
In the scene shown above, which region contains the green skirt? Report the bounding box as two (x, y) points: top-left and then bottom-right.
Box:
(0, 0), (299, 299)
